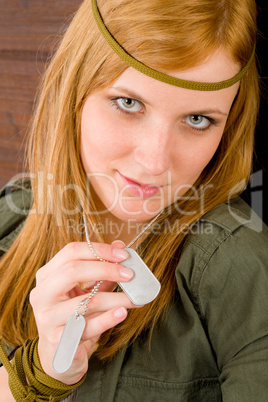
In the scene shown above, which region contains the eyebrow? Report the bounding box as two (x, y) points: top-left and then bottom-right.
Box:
(110, 85), (228, 117)
(110, 86), (152, 106)
(193, 109), (228, 117)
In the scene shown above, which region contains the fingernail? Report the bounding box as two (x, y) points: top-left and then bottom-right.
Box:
(119, 267), (134, 279)
(112, 248), (129, 260)
(111, 240), (126, 247)
(114, 307), (127, 319)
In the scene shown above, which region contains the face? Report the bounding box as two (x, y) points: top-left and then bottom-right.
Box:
(80, 48), (240, 223)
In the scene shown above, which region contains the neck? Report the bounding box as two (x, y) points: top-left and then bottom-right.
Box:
(97, 212), (152, 248)
(83, 209), (159, 250)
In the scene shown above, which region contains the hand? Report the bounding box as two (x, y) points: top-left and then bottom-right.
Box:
(30, 241), (137, 385)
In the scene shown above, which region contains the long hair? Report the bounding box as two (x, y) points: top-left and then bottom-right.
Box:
(0, 0), (259, 359)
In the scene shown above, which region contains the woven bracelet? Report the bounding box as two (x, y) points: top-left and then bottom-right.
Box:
(0, 337), (86, 401)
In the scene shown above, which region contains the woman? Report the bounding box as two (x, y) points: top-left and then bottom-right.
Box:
(0, 0), (267, 400)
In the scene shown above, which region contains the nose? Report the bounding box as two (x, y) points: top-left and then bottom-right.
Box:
(133, 122), (172, 176)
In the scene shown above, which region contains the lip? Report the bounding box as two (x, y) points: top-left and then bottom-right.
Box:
(118, 172), (162, 198)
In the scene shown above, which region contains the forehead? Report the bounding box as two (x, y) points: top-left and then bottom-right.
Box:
(109, 49), (240, 109)
(168, 47), (240, 84)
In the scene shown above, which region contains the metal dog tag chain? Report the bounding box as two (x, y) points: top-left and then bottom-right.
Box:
(82, 210), (162, 305)
(52, 211), (162, 373)
(52, 281), (102, 373)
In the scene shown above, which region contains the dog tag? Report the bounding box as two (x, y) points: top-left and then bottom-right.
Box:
(52, 314), (86, 373)
(118, 248), (161, 305)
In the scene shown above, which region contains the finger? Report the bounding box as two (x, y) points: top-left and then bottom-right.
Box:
(69, 282), (112, 299)
(33, 260), (134, 302)
(79, 280), (115, 293)
(60, 242), (129, 264)
(81, 307), (128, 341)
(81, 291), (141, 315)
(39, 291), (138, 327)
(37, 242), (130, 283)
(78, 246), (125, 291)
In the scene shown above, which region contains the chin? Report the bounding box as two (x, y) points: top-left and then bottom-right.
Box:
(109, 200), (165, 222)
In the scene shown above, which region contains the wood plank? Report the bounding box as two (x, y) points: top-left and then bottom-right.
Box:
(0, 60), (45, 75)
(0, 0), (82, 187)
(0, 99), (33, 114)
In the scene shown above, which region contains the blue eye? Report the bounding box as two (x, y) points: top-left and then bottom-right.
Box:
(185, 115), (211, 130)
(116, 98), (142, 112)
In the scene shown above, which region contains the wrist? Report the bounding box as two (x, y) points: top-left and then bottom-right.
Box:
(0, 337), (86, 401)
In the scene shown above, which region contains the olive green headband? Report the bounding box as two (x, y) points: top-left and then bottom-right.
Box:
(91, 0), (255, 91)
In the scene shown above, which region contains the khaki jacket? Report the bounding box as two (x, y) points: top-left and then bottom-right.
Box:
(0, 180), (268, 401)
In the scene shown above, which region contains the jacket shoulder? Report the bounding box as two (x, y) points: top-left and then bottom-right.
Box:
(176, 197), (268, 305)
(0, 178), (32, 254)
(184, 197), (266, 257)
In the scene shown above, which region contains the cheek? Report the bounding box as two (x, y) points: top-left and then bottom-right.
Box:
(196, 138), (221, 165)
(174, 132), (223, 180)
(80, 106), (132, 172)
(81, 107), (111, 146)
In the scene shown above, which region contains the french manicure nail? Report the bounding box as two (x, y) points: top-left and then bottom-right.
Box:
(119, 267), (133, 279)
(111, 240), (126, 247)
(114, 307), (127, 319)
(112, 248), (129, 260)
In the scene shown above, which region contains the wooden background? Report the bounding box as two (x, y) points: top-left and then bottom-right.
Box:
(0, 0), (267, 221)
(0, 0), (83, 185)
